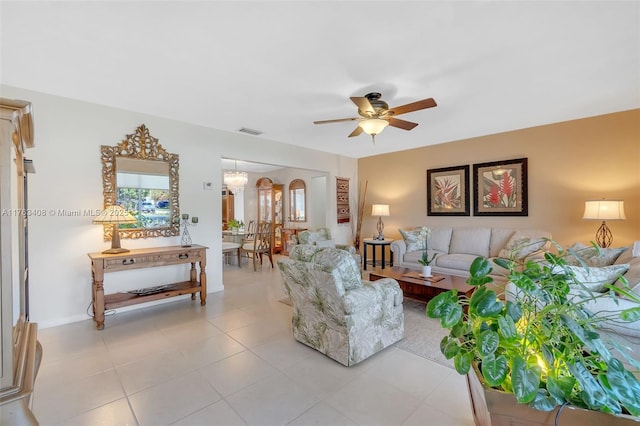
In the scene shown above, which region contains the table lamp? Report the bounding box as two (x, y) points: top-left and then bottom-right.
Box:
(93, 205), (138, 253)
(583, 200), (626, 248)
(371, 204), (390, 240)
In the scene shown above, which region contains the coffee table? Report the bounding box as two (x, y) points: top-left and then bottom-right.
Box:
(368, 266), (475, 303)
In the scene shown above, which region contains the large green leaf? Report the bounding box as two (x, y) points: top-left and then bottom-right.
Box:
(505, 300), (522, 322)
(511, 356), (540, 404)
(481, 354), (508, 387)
(567, 361), (608, 410)
(559, 315), (611, 362)
(469, 256), (492, 277)
(470, 287), (503, 318)
(426, 290), (458, 319)
(621, 307), (640, 322)
(440, 336), (460, 360)
(605, 358), (640, 416)
(477, 329), (499, 356)
(493, 257), (511, 270)
(497, 314), (517, 340)
(467, 257), (494, 286)
(530, 389), (557, 412)
(454, 350), (473, 375)
(546, 375), (571, 404)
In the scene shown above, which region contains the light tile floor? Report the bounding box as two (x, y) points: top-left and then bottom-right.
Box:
(32, 255), (475, 426)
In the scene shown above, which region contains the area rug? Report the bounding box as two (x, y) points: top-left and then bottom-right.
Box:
(396, 299), (453, 369)
(277, 297), (453, 369)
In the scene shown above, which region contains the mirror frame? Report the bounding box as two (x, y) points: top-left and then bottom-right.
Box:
(288, 178), (306, 222)
(100, 124), (180, 240)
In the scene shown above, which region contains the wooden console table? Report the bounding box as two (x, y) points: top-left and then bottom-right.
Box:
(88, 244), (208, 330)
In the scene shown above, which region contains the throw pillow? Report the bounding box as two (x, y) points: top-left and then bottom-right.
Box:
(565, 242), (626, 267)
(558, 264), (630, 292)
(498, 233), (547, 260)
(399, 228), (426, 252)
(613, 257), (640, 300)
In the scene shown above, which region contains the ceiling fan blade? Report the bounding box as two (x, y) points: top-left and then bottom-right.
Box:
(388, 117), (419, 131)
(348, 126), (363, 137)
(350, 97), (375, 116)
(313, 117), (359, 125)
(388, 98), (437, 116)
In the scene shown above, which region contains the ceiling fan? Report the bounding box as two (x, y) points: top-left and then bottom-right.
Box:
(313, 92), (437, 143)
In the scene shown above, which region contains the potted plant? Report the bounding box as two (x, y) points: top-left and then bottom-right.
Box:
(417, 226), (437, 277)
(426, 242), (640, 425)
(227, 219), (244, 234)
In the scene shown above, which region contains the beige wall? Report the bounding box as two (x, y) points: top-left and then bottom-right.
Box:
(358, 109), (640, 249)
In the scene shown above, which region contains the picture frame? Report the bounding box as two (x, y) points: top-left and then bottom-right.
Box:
(427, 165), (470, 216)
(473, 158), (528, 216)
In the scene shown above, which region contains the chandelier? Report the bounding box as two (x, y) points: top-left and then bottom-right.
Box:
(224, 161), (248, 192)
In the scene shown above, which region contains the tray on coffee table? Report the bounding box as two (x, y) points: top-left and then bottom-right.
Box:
(368, 266), (475, 304)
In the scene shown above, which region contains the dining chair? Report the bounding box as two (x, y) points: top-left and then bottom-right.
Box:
(242, 221), (274, 271)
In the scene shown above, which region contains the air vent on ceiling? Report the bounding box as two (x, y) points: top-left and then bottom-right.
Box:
(238, 127), (263, 136)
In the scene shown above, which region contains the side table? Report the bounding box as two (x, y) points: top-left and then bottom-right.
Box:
(363, 238), (394, 270)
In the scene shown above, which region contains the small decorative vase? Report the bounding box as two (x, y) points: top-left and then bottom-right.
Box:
(231, 228), (238, 235)
(421, 265), (432, 277)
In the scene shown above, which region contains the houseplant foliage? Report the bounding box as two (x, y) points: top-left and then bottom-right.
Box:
(426, 242), (640, 417)
(417, 226), (437, 267)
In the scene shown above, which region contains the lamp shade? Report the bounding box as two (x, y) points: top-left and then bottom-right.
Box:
(371, 204), (390, 217)
(359, 118), (389, 135)
(92, 205), (137, 224)
(583, 200), (626, 220)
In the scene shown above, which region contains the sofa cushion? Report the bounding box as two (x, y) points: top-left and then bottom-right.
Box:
(489, 229), (516, 258)
(449, 227), (491, 257)
(435, 253), (479, 271)
(398, 228), (426, 252)
(298, 228), (331, 245)
(313, 248), (362, 290)
(429, 227), (453, 253)
(316, 239), (336, 248)
(565, 242), (626, 267)
(498, 231), (547, 260)
(560, 264), (630, 292)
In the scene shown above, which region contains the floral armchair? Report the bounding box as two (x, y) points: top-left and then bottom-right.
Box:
(295, 228), (361, 266)
(277, 245), (404, 366)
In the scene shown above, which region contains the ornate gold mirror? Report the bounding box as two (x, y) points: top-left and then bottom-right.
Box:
(101, 124), (180, 240)
(288, 178), (306, 222)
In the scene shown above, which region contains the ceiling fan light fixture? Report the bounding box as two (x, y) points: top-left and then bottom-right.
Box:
(359, 118), (389, 135)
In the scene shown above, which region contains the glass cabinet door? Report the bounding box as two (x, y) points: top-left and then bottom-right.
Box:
(256, 177), (284, 253)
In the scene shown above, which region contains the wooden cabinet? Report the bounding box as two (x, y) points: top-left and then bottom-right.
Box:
(1, 99), (40, 425)
(257, 177), (284, 253)
(88, 245), (208, 330)
(222, 189), (234, 229)
(281, 228), (307, 256)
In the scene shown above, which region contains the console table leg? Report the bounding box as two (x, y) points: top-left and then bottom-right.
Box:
(190, 262), (197, 300)
(200, 260), (207, 306)
(94, 278), (105, 330)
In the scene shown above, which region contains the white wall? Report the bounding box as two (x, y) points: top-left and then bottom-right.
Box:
(2, 86), (358, 328)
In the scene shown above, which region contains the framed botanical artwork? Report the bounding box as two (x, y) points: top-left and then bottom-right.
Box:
(427, 165), (470, 216)
(473, 158), (528, 216)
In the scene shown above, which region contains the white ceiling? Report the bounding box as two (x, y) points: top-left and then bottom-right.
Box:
(2, 1), (639, 159)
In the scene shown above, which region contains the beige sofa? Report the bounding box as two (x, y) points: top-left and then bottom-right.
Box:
(507, 241), (640, 340)
(390, 227), (551, 291)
